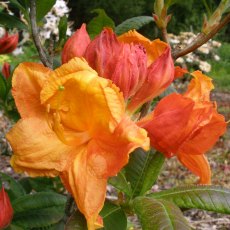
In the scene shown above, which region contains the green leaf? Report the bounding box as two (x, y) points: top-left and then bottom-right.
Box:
(12, 192), (66, 228)
(57, 15), (68, 48)
(87, 9), (115, 39)
(0, 172), (25, 200)
(134, 197), (191, 230)
(0, 73), (7, 101)
(115, 16), (154, 35)
(125, 148), (165, 198)
(149, 185), (230, 214)
(108, 170), (132, 197)
(65, 211), (87, 230)
(36, 0), (56, 22)
(100, 201), (127, 230)
(0, 12), (27, 30)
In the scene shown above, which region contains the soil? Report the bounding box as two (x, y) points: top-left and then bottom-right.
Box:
(1, 91), (230, 230)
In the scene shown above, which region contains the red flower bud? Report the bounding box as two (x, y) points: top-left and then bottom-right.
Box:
(2, 62), (11, 79)
(0, 187), (13, 229)
(0, 32), (19, 54)
(85, 29), (147, 99)
(62, 24), (90, 63)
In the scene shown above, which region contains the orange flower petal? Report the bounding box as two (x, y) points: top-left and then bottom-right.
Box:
(12, 62), (51, 118)
(118, 30), (168, 65)
(6, 117), (72, 177)
(139, 93), (195, 157)
(60, 116), (148, 229)
(41, 58), (125, 137)
(60, 146), (107, 230)
(185, 70), (214, 102)
(177, 153), (211, 184)
(174, 66), (188, 79)
(178, 110), (226, 155)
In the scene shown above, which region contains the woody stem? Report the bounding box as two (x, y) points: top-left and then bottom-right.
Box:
(172, 13), (230, 60)
(29, 0), (52, 68)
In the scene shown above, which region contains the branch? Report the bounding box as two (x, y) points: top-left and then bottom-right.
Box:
(172, 13), (230, 60)
(29, 0), (52, 68)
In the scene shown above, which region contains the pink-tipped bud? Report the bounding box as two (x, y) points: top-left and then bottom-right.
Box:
(0, 187), (13, 229)
(2, 62), (11, 79)
(0, 32), (18, 54)
(61, 24), (90, 64)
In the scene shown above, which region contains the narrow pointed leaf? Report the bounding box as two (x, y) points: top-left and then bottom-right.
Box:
(0, 73), (7, 100)
(100, 201), (127, 230)
(0, 12), (27, 29)
(125, 148), (165, 198)
(108, 170), (132, 197)
(148, 185), (230, 214)
(134, 197), (191, 230)
(115, 16), (154, 35)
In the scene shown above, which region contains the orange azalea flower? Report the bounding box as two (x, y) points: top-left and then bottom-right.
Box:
(138, 71), (226, 184)
(0, 32), (18, 54)
(6, 58), (149, 229)
(0, 186), (13, 229)
(61, 25), (174, 113)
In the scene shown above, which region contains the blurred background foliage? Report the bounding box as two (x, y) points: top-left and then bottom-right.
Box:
(67, 0), (229, 41)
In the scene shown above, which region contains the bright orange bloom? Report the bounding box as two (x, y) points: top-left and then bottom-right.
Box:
(2, 62), (11, 79)
(138, 71), (226, 184)
(0, 187), (13, 229)
(61, 26), (174, 112)
(0, 32), (18, 54)
(6, 58), (149, 229)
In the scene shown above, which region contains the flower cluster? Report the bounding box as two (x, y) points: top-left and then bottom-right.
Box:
(169, 32), (221, 73)
(6, 26), (226, 229)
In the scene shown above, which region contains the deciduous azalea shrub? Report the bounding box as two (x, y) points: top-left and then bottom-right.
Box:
(1, 0), (230, 230)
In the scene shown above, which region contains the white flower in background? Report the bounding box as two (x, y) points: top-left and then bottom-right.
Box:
(198, 44), (210, 54)
(40, 0), (72, 41)
(169, 32), (221, 73)
(214, 54), (220, 61)
(199, 61), (211, 72)
(0, 27), (5, 37)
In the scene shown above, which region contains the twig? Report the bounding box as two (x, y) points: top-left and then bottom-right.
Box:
(161, 27), (169, 44)
(172, 13), (230, 60)
(29, 0), (52, 68)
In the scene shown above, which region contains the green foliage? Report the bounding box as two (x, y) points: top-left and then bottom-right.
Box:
(0, 73), (7, 101)
(0, 12), (26, 29)
(57, 15), (68, 49)
(87, 9), (115, 39)
(100, 201), (127, 230)
(11, 192), (66, 229)
(149, 185), (230, 214)
(109, 170), (132, 197)
(35, 0), (56, 22)
(125, 148), (165, 198)
(115, 16), (154, 35)
(210, 42), (230, 90)
(134, 197), (191, 230)
(0, 172), (26, 200)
